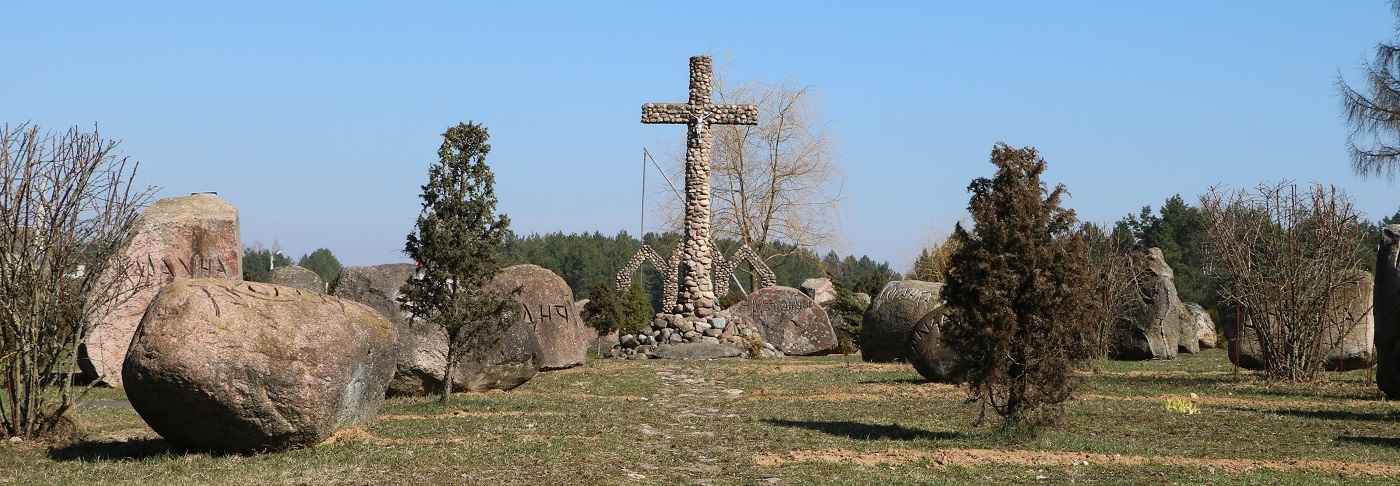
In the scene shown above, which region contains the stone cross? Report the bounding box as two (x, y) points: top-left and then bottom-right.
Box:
(642, 56), (758, 318)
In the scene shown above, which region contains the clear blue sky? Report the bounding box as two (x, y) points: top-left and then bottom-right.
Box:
(4, 2), (1396, 270)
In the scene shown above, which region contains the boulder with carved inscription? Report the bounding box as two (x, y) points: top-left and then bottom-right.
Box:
(860, 280), (945, 362)
(80, 193), (241, 387)
(492, 264), (590, 371)
(729, 286), (837, 356)
(906, 307), (967, 383)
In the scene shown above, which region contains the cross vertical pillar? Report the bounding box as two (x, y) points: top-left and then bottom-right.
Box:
(641, 56), (758, 317)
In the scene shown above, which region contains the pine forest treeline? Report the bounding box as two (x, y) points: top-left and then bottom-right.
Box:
(497, 230), (898, 310)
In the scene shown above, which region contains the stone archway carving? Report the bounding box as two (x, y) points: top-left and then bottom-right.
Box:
(713, 244), (777, 300)
(615, 244), (680, 313)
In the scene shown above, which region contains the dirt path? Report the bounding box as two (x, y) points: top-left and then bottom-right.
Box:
(754, 446), (1400, 477)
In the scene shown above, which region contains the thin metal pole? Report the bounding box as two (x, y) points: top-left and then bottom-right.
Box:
(641, 147), (646, 238)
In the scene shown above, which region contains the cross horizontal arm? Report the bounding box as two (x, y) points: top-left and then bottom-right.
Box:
(706, 104), (758, 126)
(641, 103), (759, 126)
(641, 103), (695, 124)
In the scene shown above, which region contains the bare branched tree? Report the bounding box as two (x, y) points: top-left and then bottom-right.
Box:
(1200, 182), (1369, 381)
(709, 76), (844, 254)
(656, 62), (845, 271)
(0, 123), (153, 438)
(1079, 221), (1148, 359)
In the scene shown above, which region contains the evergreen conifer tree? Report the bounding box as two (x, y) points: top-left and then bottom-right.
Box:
(401, 121), (517, 403)
(941, 143), (1096, 431)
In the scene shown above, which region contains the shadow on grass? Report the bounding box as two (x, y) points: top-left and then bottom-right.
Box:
(763, 419), (962, 441)
(1088, 375), (1233, 391)
(857, 378), (928, 385)
(47, 437), (181, 462)
(1233, 407), (1400, 422)
(1337, 436), (1400, 448)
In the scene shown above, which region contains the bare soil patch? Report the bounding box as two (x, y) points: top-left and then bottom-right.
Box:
(378, 410), (560, 421)
(754, 447), (1400, 477)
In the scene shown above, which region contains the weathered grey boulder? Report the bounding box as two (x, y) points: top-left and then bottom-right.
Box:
(649, 342), (743, 360)
(492, 264), (590, 371)
(265, 265), (325, 293)
(122, 279), (396, 452)
(729, 286), (836, 356)
(799, 278), (837, 305)
(1224, 271), (1375, 372)
(860, 280), (944, 362)
(1219, 302), (1265, 370)
(1379, 225), (1400, 398)
(854, 293), (872, 307)
(1112, 248), (1183, 360)
(334, 264), (540, 396)
(905, 307), (965, 383)
(83, 193), (241, 387)
(1185, 302), (1217, 349)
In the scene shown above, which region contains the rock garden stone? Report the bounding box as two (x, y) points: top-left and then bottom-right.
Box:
(491, 264), (590, 371)
(860, 280), (944, 362)
(729, 286), (836, 356)
(1224, 271), (1375, 372)
(83, 193), (241, 387)
(905, 307), (965, 383)
(1112, 248), (1184, 360)
(265, 265), (325, 293)
(122, 279), (396, 452)
(800, 277), (837, 305)
(1185, 302), (1216, 349)
(649, 342), (742, 360)
(1378, 225), (1400, 397)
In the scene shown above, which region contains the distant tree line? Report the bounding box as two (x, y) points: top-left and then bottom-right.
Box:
(497, 230), (898, 309)
(242, 242), (344, 291)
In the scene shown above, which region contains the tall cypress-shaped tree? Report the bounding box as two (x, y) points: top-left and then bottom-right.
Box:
(941, 143), (1096, 431)
(401, 121), (517, 403)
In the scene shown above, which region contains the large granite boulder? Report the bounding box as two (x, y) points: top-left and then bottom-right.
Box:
(905, 307), (965, 383)
(83, 193), (241, 387)
(265, 265), (325, 293)
(1111, 248), (1184, 360)
(1224, 270), (1375, 372)
(491, 264), (590, 371)
(729, 286), (837, 356)
(1324, 270), (1375, 371)
(334, 264), (540, 396)
(1185, 302), (1217, 349)
(122, 279), (396, 453)
(1379, 225), (1400, 398)
(860, 280), (944, 362)
(799, 278), (837, 305)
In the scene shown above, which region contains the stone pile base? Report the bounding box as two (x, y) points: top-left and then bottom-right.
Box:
(608, 312), (782, 359)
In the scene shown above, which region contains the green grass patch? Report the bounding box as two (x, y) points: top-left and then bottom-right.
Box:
(3, 348), (1399, 484)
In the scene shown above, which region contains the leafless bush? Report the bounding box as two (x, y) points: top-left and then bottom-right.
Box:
(1079, 222), (1148, 358)
(1200, 182), (1369, 381)
(0, 123), (153, 438)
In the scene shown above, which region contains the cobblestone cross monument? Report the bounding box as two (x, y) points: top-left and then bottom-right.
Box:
(640, 56), (758, 318)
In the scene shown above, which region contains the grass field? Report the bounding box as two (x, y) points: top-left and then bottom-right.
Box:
(3, 348), (1399, 485)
